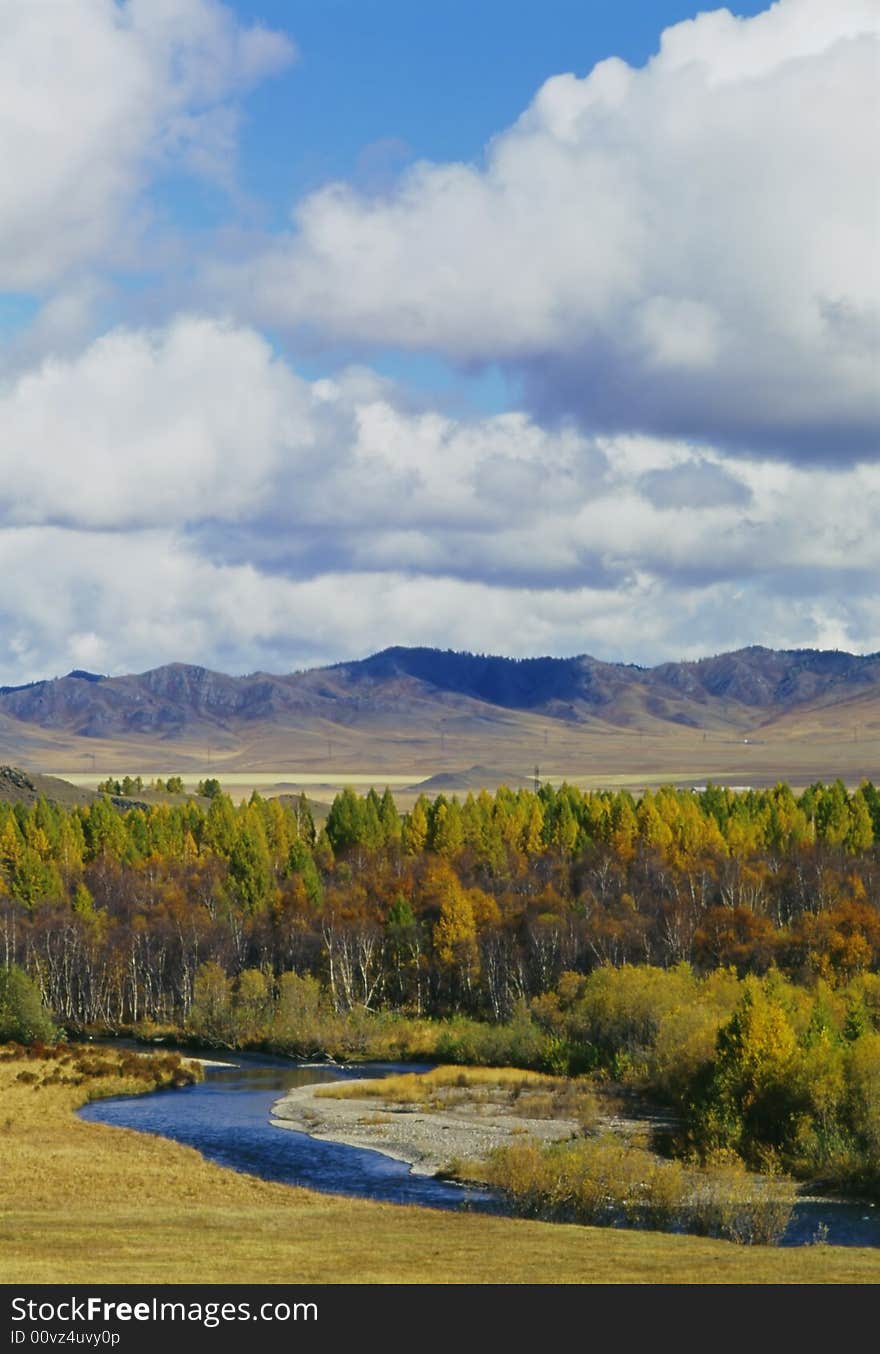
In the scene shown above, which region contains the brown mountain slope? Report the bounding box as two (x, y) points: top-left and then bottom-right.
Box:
(1, 646), (879, 791)
(4, 645), (880, 736)
(0, 766), (99, 809)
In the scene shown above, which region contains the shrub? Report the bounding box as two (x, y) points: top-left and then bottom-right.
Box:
(686, 1154), (795, 1245)
(485, 1135), (690, 1231)
(483, 1135), (794, 1244)
(0, 965), (56, 1045)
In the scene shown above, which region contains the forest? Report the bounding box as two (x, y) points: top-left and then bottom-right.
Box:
(1, 777), (879, 1196)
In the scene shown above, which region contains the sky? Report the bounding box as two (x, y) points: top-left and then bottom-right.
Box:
(1, 0), (878, 683)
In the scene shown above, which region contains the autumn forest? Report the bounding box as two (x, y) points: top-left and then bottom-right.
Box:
(1, 777), (879, 1199)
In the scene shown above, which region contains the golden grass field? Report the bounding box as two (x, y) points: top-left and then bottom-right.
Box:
(1, 1047), (878, 1285)
(21, 690), (878, 803)
(312, 1064), (599, 1125)
(315, 1065), (558, 1102)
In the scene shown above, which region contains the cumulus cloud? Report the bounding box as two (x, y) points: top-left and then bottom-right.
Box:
(207, 0), (880, 460)
(1, 314), (880, 682)
(3, 524), (879, 686)
(0, 0), (294, 291)
(0, 317), (329, 528)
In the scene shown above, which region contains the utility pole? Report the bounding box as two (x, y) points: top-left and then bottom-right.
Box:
(533, 765), (540, 794)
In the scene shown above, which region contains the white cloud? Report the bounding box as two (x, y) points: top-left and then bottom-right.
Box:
(0, 0), (294, 291)
(2, 314), (880, 681)
(208, 0), (879, 458)
(2, 525), (878, 687)
(3, 1), (876, 681)
(0, 317), (325, 528)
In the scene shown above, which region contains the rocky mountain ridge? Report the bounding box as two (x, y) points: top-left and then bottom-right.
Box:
(1, 644), (878, 740)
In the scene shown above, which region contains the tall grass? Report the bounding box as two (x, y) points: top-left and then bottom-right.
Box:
(0, 1040), (199, 1094)
(315, 1065), (600, 1129)
(482, 1136), (796, 1245)
(264, 1003), (565, 1069)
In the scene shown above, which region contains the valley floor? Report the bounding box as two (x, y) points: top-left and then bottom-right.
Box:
(1, 1048), (878, 1285)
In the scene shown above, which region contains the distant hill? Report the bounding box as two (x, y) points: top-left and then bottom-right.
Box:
(408, 764), (533, 792)
(4, 645), (880, 739)
(1, 646), (879, 790)
(346, 644), (880, 717)
(0, 766), (99, 809)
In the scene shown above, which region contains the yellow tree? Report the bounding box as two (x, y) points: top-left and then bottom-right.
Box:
(402, 797), (429, 855)
(432, 799), (465, 856)
(521, 799), (545, 855)
(610, 795), (638, 860)
(430, 862), (479, 1005)
(637, 791), (674, 855)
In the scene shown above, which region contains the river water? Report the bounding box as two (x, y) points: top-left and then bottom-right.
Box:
(78, 1053), (880, 1248)
(78, 1053), (494, 1212)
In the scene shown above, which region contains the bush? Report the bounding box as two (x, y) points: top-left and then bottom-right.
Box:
(686, 1154), (795, 1245)
(0, 966), (56, 1045)
(485, 1135), (690, 1231)
(483, 1134), (795, 1244)
(433, 1008), (553, 1070)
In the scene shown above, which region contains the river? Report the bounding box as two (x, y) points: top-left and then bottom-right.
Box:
(78, 1052), (880, 1248)
(78, 1052), (494, 1212)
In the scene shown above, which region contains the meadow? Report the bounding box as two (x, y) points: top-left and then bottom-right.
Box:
(1, 1045), (877, 1285)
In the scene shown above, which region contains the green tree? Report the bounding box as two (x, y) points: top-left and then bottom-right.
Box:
(846, 789), (874, 853)
(0, 965), (56, 1044)
(228, 815), (274, 913)
(287, 838), (323, 908)
(231, 969), (270, 1043)
(272, 972), (326, 1050)
(385, 895), (424, 1010)
(81, 796), (130, 861)
(202, 792), (238, 856)
(188, 962), (233, 1044)
(551, 796), (579, 854)
(8, 845), (60, 906)
(431, 799), (465, 856)
(690, 979), (799, 1160)
(295, 794), (316, 846)
(815, 780), (850, 847)
(379, 787), (401, 846)
(361, 790), (384, 850)
(325, 788), (366, 854)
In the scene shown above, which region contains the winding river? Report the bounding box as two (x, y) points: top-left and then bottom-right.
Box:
(78, 1052), (880, 1248)
(79, 1053), (494, 1212)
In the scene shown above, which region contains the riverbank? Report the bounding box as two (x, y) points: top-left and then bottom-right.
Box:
(270, 1066), (880, 1248)
(3, 1044), (879, 1283)
(271, 1075), (580, 1177)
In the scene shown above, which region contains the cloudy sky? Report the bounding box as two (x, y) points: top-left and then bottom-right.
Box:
(1, 0), (878, 682)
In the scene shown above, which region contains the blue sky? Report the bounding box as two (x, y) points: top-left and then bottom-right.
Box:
(0, 0), (877, 681)
(230, 1), (771, 207)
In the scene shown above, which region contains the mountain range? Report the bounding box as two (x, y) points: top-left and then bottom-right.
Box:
(1, 645), (878, 789)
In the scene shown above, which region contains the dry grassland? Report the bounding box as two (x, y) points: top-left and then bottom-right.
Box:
(0, 1047), (877, 1284)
